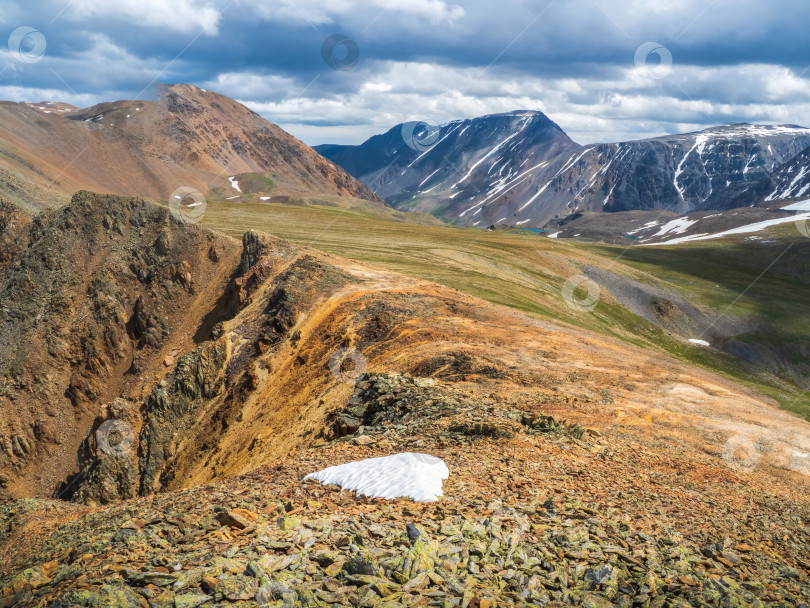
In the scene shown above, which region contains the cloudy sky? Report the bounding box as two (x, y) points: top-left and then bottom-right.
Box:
(1, 0), (809, 145)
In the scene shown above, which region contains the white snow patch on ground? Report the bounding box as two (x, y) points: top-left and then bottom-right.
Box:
(228, 176), (242, 192)
(645, 212), (810, 245)
(304, 453), (449, 502)
(651, 217), (698, 237)
(547, 232), (560, 238)
(626, 220), (661, 235)
(688, 339), (710, 347)
(260, 196), (271, 201)
(781, 199), (810, 211)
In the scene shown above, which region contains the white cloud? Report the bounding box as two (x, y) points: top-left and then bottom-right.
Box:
(368, 0), (464, 24)
(223, 60), (810, 146)
(4, 0), (810, 149)
(0, 34), (181, 106)
(0, 83), (98, 107)
(67, 0), (221, 35)
(252, 0), (464, 26)
(201, 72), (299, 101)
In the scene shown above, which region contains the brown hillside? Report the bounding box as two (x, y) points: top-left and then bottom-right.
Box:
(0, 85), (384, 213)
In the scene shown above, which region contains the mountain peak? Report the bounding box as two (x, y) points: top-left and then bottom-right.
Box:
(0, 84), (384, 212)
(316, 107), (577, 215)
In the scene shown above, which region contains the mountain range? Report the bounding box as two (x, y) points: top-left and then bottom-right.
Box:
(1, 85), (810, 608)
(317, 113), (810, 226)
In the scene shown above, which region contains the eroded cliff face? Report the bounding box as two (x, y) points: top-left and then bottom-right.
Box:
(0, 192), (241, 502)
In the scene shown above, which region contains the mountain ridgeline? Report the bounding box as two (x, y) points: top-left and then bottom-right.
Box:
(317, 113), (810, 226)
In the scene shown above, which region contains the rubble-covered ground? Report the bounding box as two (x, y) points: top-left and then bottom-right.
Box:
(2, 374), (808, 608)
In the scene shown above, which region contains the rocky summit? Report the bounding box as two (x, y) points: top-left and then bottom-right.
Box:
(0, 192), (809, 608)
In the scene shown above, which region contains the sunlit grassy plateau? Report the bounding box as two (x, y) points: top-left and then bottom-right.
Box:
(202, 200), (810, 420)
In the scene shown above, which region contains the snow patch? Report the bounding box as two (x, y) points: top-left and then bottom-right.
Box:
(626, 220), (660, 235)
(688, 339), (710, 347)
(418, 168), (441, 187)
(304, 452), (449, 503)
(650, 217), (698, 237)
(781, 199), (810, 211)
(228, 176), (242, 193)
(646, 212), (810, 245)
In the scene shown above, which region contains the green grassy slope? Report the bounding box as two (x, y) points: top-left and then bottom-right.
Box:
(201, 201), (810, 419)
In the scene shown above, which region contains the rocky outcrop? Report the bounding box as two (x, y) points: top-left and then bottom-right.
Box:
(0, 201), (31, 272)
(0, 192), (239, 501)
(66, 399), (140, 505)
(139, 344), (226, 495)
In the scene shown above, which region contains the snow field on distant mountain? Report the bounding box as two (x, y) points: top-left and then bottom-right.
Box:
(304, 452), (449, 502)
(319, 112), (810, 227)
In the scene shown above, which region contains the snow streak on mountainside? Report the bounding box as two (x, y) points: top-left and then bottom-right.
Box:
(318, 118), (810, 227)
(316, 111), (579, 226)
(764, 145), (810, 201)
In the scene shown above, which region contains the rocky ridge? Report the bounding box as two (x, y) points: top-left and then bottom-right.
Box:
(1, 193), (810, 607)
(1, 373), (809, 607)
